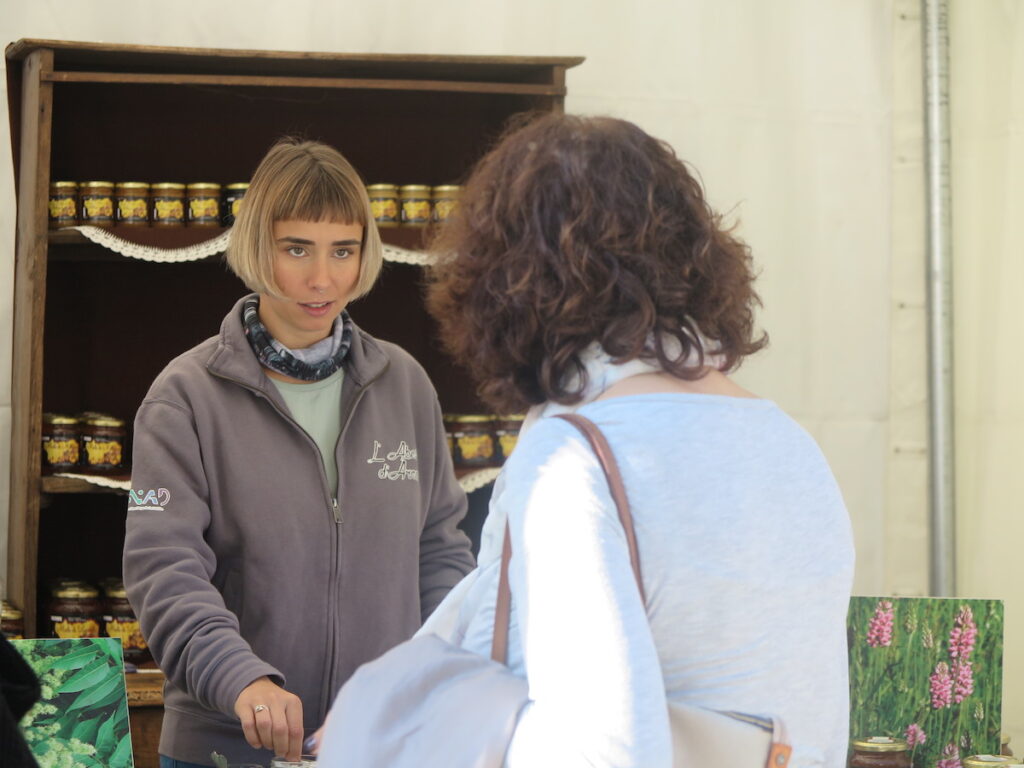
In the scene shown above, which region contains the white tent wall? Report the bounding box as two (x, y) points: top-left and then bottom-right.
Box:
(0, 0), (1017, 748)
(951, 1), (1024, 749)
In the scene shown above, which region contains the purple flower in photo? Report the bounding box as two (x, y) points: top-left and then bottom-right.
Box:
(930, 662), (953, 709)
(936, 743), (961, 768)
(867, 600), (895, 647)
(952, 660), (974, 704)
(906, 723), (927, 748)
(949, 606), (978, 660)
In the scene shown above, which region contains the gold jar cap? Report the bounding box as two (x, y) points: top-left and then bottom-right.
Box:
(86, 416), (125, 428)
(54, 585), (100, 599)
(80, 181), (114, 189)
(225, 182), (250, 190)
(51, 181), (78, 189)
(105, 585), (128, 599)
(399, 184), (431, 193)
(1, 600), (23, 619)
(851, 738), (909, 753)
(152, 182), (186, 190)
(963, 757), (1022, 768)
(431, 185), (462, 194)
(186, 182), (222, 191)
(367, 183), (398, 191)
(43, 413), (79, 425)
(116, 182), (150, 190)
(495, 414), (525, 422)
(446, 414), (493, 423)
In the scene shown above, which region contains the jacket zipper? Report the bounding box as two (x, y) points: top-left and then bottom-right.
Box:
(209, 362), (390, 723)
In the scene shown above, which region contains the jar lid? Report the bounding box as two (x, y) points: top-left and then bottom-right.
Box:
(963, 757), (1022, 768)
(50, 181), (78, 188)
(76, 410), (113, 420)
(1002, 735), (1011, 745)
(1, 600), (23, 619)
(43, 413), (79, 425)
(80, 181), (114, 189)
(86, 416), (126, 427)
(431, 185), (462, 194)
(105, 585), (128, 599)
(116, 182), (150, 190)
(446, 414), (493, 424)
(851, 737), (909, 753)
(366, 183), (398, 192)
(54, 584), (100, 599)
(495, 414), (525, 422)
(186, 183), (222, 191)
(152, 182), (186, 190)
(399, 184), (431, 193)
(225, 183), (250, 190)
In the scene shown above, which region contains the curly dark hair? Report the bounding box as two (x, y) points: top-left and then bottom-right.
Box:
(426, 112), (767, 413)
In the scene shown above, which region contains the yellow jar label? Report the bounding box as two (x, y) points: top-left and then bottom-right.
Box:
(154, 199), (185, 220)
(105, 618), (148, 650)
(43, 437), (79, 465)
(83, 196), (113, 218)
(457, 434), (494, 461)
(85, 439), (122, 467)
(189, 198), (219, 219)
(402, 200), (431, 222)
(118, 199), (148, 219)
(498, 434), (518, 457)
(371, 199), (399, 221)
(232, 198), (244, 216)
(52, 618), (100, 638)
(434, 199), (458, 221)
(49, 197), (77, 219)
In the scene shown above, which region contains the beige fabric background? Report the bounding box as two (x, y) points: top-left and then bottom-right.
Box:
(0, 0), (1019, 748)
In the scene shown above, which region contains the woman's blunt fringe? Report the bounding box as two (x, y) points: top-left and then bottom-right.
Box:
(227, 137), (383, 300)
(426, 113), (767, 413)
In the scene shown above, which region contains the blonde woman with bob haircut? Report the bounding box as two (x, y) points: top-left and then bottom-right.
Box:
(124, 138), (474, 768)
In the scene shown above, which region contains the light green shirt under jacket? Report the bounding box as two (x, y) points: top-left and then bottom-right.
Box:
(270, 368), (344, 496)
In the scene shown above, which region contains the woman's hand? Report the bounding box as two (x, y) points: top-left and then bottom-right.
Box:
(234, 676), (305, 760)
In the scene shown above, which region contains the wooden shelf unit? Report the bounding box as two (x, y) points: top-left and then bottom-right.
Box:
(7, 39), (582, 640)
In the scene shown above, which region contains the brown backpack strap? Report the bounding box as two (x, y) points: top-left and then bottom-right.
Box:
(491, 412), (644, 664)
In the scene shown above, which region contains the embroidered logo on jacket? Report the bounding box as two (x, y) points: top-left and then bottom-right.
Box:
(367, 440), (418, 481)
(127, 488), (171, 512)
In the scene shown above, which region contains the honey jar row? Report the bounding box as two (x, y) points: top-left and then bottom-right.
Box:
(46, 578), (150, 664)
(443, 414), (524, 469)
(1, 599), (24, 639)
(48, 180), (249, 229)
(42, 412), (127, 474)
(367, 184), (461, 227)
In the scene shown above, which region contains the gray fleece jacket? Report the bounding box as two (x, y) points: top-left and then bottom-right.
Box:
(123, 294), (474, 765)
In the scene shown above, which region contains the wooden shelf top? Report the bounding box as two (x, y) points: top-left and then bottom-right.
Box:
(42, 473), (131, 494)
(7, 39), (584, 85)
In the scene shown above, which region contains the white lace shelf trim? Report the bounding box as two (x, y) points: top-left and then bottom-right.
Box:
(52, 472), (132, 491)
(70, 225), (433, 265)
(458, 467), (501, 493)
(52, 468), (494, 493)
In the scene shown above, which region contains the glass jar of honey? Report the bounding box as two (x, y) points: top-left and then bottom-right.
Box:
(79, 181), (115, 227)
(80, 416), (126, 473)
(367, 184), (399, 227)
(444, 415), (497, 469)
(49, 583), (103, 639)
(962, 757), (1022, 768)
(103, 581), (150, 664)
(41, 413), (80, 474)
(493, 414), (525, 464)
(431, 185), (461, 223)
(222, 183), (249, 226)
(849, 738), (912, 768)
(399, 184), (432, 226)
(186, 183), (222, 227)
(115, 182), (150, 226)
(1, 600), (24, 639)
(152, 183), (186, 226)
(48, 181), (79, 228)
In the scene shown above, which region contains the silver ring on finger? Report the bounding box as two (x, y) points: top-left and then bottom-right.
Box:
(253, 704), (267, 714)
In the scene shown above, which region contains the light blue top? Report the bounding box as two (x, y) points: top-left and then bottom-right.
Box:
(270, 368), (344, 496)
(431, 394), (855, 768)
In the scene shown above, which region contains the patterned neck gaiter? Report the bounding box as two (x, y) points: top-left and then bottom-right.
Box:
(241, 295), (353, 382)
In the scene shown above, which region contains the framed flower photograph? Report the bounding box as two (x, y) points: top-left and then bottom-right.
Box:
(848, 597), (1004, 767)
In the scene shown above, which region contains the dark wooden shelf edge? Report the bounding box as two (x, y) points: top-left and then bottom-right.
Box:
(42, 474), (131, 494)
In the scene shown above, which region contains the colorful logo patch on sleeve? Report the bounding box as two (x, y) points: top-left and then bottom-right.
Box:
(127, 488), (171, 511)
